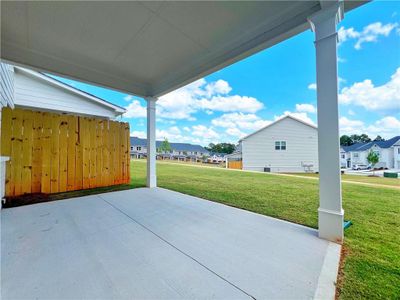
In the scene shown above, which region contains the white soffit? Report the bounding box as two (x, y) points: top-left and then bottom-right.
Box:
(1, 1), (365, 97)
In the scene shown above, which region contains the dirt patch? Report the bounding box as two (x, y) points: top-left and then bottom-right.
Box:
(2, 184), (134, 208)
(335, 245), (350, 300)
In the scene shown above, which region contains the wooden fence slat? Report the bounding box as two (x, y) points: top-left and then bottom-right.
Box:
(1, 108), (13, 196)
(31, 112), (43, 193)
(114, 121), (120, 184)
(125, 123), (130, 183)
(11, 109), (23, 196)
(2, 108), (129, 197)
(102, 120), (110, 186)
(58, 115), (68, 192)
(89, 118), (97, 188)
(96, 119), (103, 187)
(109, 121), (115, 185)
(75, 116), (83, 190)
(21, 110), (33, 194)
(41, 113), (52, 193)
(50, 114), (60, 193)
(67, 115), (76, 191)
(82, 117), (90, 189)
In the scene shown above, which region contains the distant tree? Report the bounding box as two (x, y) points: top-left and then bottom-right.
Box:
(159, 138), (172, 153)
(340, 135), (353, 146)
(367, 151), (379, 176)
(350, 134), (371, 144)
(205, 143), (235, 154)
(373, 135), (385, 142)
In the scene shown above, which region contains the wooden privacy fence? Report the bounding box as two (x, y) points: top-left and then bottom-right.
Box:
(228, 161), (242, 170)
(1, 107), (130, 197)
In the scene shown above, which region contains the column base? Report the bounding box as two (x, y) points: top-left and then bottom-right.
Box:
(318, 207), (344, 243)
(146, 176), (157, 188)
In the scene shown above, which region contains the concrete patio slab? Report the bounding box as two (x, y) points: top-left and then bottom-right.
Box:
(1, 188), (340, 299)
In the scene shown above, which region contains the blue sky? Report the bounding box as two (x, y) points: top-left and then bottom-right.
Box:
(54, 1), (400, 146)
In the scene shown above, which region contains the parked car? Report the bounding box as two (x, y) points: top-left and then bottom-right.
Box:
(352, 164), (370, 170)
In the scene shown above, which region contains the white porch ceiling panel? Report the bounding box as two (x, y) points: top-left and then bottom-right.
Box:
(1, 1), (363, 97)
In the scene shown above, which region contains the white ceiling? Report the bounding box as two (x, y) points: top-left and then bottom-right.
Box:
(1, 1), (364, 97)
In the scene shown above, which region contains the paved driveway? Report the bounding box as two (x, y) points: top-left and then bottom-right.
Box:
(1, 188), (340, 299)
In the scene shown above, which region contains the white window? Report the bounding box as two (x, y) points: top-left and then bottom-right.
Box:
(137, 146), (141, 151)
(353, 153), (359, 158)
(342, 154), (345, 159)
(130, 146), (134, 151)
(398, 148), (400, 154)
(275, 141), (286, 150)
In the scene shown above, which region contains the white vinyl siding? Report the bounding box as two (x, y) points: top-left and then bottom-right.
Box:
(0, 63), (14, 108)
(14, 68), (119, 119)
(242, 117), (318, 173)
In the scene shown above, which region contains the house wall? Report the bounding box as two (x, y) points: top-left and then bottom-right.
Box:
(242, 117), (318, 173)
(0, 63), (15, 108)
(394, 146), (400, 169)
(14, 69), (118, 119)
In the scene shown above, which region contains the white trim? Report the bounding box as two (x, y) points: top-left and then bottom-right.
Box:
(14, 66), (126, 114)
(239, 115), (317, 142)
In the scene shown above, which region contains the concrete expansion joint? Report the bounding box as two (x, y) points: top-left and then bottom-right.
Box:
(97, 194), (257, 300)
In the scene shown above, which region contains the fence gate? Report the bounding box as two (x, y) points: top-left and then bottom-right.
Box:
(1, 107), (130, 197)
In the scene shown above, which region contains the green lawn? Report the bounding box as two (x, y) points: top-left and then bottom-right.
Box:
(131, 160), (399, 299)
(291, 172), (400, 187)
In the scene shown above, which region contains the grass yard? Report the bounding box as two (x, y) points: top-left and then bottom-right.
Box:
(291, 172), (400, 188)
(130, 160), (399, 299)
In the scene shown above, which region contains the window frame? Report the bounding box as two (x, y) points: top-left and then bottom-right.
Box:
(275, 141), (287, 151)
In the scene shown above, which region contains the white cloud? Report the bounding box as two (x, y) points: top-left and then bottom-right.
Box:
(348, 109), (355, 116)
(196, 95), (263, 113)
(296, 103), (316, 114)
(191, 125), (220, 140)
(339, 116), (400, 138)
(274, 111), (316, 126)
(205, 79), (232, 96)
(338, 22), (398, 50)
(123, 100), (147, 118)
(226, 127), (246, 138)
(130, 130), (146, 138)
(308, 83), (317, 90)
(156, 78), (263, 120)
(124, 95), (133, 101)
(212, 112), (271, 132)
(339, 67), (400, 111)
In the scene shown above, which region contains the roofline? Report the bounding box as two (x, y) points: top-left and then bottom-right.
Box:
(14, 66), (126, 115)
(239, 115), (317, 142)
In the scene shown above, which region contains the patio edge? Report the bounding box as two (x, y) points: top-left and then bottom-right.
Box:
(313, 242), (341, 300)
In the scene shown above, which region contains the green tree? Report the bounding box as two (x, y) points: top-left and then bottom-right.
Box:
(205, 143), (236, 154)
(350, 134), (371, 144)
(340, 135), (353, 146)
(159, 138), (172, 153)
(367, 151), (379, 176)
(373, 135), (385, 142)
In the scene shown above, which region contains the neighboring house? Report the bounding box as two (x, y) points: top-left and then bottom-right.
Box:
(231, 115), (319, 173)
(207, 153), (227, 163)
(12, 66), (125, 119)
(130, 137), (209, 160)
(342, 136), (400, 169)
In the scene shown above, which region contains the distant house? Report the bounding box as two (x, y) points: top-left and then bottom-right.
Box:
(130, 137), (209, 160)
(341, 136), (400, 169)
(227, 115), (319, 173)
(207, 153), (227, 164)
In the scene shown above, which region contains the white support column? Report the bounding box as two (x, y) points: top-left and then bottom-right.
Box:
(309, 2), (344, 243)
(145, 97), (157, 188)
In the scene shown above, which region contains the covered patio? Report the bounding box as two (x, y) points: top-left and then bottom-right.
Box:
(2, 188), (339, 299)
(1, 1), (366, 298)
